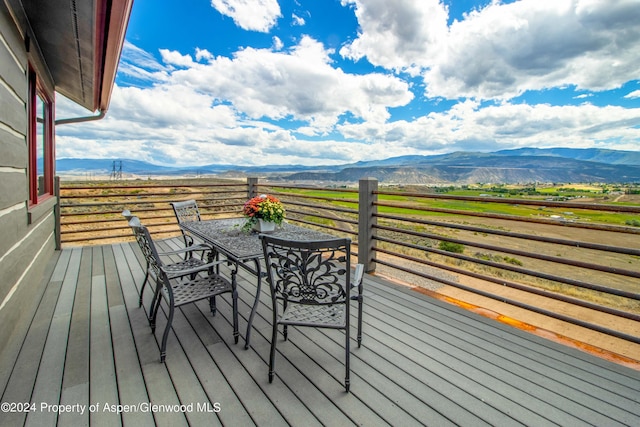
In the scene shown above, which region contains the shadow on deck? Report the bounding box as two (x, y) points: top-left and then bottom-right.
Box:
(1, 238), (639, 426)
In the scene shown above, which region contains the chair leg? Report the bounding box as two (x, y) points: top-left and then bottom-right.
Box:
(232, 288), (239, 344)
(209, 296), (217, 316)
(150, 292), (162, 333)
(269, 321), (278, 383)
(139, 270), (150, 308)
(345, 327), (351, 392)
(357, 295), (363, 348)
(160, 303), (175, 363)
(282, 300), (288, 341)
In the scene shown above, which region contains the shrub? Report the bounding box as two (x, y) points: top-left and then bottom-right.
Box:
(439, 241), (465, 253)
(503, 256), (523, 266)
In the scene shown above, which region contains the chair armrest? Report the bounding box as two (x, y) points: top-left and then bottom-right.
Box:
(161, 258), (227, 277)
(158, 243), (214, 257)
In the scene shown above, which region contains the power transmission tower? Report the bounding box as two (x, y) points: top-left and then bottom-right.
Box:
(111, 160), (122, 180)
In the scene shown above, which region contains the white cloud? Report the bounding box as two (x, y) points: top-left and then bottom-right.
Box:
(210, 0), (281, 32)
(57, 37), (414, 166)
(342, 0), (640, 100)
(120, 41), (167, 72)
(340, 0), (448, 74)
(117, 41), (170, 84)
(160, 49), (196, 68)
(195, 48), (214, 62)
(57, 74), (640, 167)
(165, 36), (412, 132)
(292, 13), (305, 26)
(624, 90), (640, 99)
(426, 0), (640, 100)
(272, 36), (284, 50)
(108, 84), (237, 128)
(338, 101), (640, 153)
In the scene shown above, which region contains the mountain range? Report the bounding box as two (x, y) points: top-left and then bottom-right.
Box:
(57, 147), (640, 184)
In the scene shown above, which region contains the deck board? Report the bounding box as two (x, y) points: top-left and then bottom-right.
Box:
(112, 243), (189, 427)
(58, 246), (92, 427)
(106, 244), (155, 427)
(90, 245), (123, 427)
(25, 247), (82, 427)
(2, 239), (639, 427)
(366, 276), (638, 426)
(367, 287), (586, 425)
(0, 250), (64, 427)
(90, 246), (120, 425)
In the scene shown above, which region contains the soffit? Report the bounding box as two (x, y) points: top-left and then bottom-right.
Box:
(21, 0), (131, 111)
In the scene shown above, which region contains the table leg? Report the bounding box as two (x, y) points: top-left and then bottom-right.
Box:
(230, 262), (239, 344)
(244, 258), (262, 350)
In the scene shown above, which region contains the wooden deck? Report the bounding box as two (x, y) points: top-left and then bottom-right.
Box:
(2, 238), (639, 426)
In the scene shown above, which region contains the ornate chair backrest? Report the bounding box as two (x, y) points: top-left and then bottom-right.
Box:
(171, 200), (202, 224)
(261, 235), (351, 306)
(128, 216), (164, 281)
(171, 200), (202, 248)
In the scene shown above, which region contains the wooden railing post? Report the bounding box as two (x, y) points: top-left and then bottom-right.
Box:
(247, 177), (258, 199)
(358, 177), (377, 273)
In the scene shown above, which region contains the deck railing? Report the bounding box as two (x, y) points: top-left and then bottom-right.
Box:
(59, 179), (249, 243)
(58, 177), (640, 347)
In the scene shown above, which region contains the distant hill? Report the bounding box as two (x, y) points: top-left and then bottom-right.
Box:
(339, 148), (640, 169)
(281, 148), (640, 184)
(57, 147), (640, 184)
(57, 159), (179, 175)
(494, 147), (640, 165)
(284, 156), (640, 184)
(56, 158), (329, 177)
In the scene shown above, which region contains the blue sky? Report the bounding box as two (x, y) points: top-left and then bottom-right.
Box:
(55, 0), (640, 167)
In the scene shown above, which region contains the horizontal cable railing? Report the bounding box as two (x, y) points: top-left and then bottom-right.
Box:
(58, 177), (640, 348)
(59, 179), (249, 243)
(366, 187), (640, 345)
(259, 184), (360, 239)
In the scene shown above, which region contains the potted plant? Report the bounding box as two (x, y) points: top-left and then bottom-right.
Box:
(242, 194), (285, 232)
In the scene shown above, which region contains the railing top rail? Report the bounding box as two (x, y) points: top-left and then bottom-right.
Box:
(61, 182), (247, 190)
(61, 189), (247, 199)
(259, 183), (359, 194)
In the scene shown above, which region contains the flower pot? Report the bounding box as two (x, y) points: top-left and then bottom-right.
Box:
(253, 219), (276, 233)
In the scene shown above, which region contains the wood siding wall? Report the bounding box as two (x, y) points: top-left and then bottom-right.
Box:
(0, 3), (57, 383)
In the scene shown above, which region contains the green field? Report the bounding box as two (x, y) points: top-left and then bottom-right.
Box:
(279, 186), (640, 227)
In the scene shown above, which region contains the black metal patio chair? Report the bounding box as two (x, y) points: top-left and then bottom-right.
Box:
(128, 216), (238, 362)
(170, 200), (213, 254)
(123, 209), (215, 309)
(260, 235), (364, 392)
(170, 200), (227, 313)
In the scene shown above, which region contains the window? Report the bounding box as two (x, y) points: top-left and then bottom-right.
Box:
(28, 68), (54, 205)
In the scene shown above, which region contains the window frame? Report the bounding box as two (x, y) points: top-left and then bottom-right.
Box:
(27, 66), (55, 206)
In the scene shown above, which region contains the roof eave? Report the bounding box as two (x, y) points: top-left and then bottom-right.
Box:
(94, 0), (133, 112)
